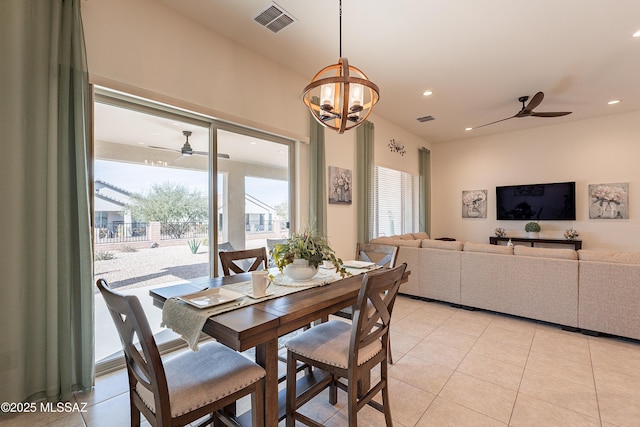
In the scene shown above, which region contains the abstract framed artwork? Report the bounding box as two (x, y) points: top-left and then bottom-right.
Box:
(462, 189), (487, 218)
(328, 166), (352, 205)
(589, 182), (628, 219)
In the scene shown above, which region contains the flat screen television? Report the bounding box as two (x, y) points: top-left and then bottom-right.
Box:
(496, 181), (576, 220)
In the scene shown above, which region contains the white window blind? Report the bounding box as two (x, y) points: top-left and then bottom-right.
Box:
(373, 166), (419, 237)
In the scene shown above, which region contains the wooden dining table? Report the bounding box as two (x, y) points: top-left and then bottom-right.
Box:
(149, 268), (409, 426)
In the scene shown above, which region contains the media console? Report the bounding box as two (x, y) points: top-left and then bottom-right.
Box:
(489, 236), (582, 251)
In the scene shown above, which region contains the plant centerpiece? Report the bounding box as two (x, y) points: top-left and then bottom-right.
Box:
(524, 221), (541, 238)
(271, 229), (348, 280)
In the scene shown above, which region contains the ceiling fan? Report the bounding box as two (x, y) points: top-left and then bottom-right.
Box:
(150, 130), (230, 159)
(472, 92), (572, 129)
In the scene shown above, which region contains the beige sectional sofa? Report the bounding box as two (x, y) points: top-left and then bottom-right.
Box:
(578, 250), (640, 339)
(370, 233), (640, 340)
(460, 243), (579, 328)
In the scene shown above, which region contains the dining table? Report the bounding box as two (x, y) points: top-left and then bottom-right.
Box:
(149, 266), (409, 427)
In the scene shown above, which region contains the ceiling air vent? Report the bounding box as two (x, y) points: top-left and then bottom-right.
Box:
(254, 2), (296, 33)
(417, 115), (435, 123)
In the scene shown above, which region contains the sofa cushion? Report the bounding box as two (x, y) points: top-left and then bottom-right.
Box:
(369, 237), (421, 247)
(463, 242), (513, 255)
(395, 239), (421, 247)
(514, 246), (578, 260)
(370, 237), (395, 244)
(421, 239), (464, 251)
(396, 233), (416, 240)
(411, 232), (430, 240)
(578, 250), (640, 265)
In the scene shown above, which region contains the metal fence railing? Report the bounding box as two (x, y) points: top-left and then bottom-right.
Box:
(94, 223), (148, 244)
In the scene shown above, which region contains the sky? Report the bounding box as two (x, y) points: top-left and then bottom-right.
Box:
(95, 160), (288, 208)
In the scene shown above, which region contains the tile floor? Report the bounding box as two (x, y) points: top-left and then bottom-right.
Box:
(3, 295), (640, 426)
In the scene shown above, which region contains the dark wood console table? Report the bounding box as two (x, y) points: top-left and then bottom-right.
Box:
(489, 236), (582, 250)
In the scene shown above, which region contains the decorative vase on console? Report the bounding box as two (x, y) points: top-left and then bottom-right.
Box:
(564, 228), (580, 241)
(525, 222), (541, 239)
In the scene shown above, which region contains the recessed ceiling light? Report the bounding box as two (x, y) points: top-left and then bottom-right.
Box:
(633, 30), (640, 38)
(422, 90), (433, 97)
(465, 127), (473, 131)
(608, 99), (621, 105)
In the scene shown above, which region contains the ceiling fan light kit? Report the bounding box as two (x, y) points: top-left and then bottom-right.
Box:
(302, 0), (379, 133)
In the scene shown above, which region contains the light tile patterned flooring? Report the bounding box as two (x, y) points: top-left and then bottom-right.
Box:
(3, 295), (640, 426)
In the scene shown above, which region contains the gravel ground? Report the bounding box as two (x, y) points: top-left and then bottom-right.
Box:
(94, 244), (210, 290)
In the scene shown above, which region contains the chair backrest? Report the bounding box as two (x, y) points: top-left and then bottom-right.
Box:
(349, 263), (407, 366)
(96, 279), (172, 421)
(266, 238), (288, 268)
(219, 247), (268, 276)
(356, 243), (399, 268)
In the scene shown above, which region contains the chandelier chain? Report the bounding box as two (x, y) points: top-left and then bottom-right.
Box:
(339, 0), (342, 57)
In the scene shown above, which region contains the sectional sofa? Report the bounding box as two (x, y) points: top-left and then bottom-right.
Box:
(370, 234), (640, 341)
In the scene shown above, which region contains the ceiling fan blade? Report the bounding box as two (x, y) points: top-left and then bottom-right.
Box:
(523, 91), (544, 113)
(471, 115), (517, 130)
(149, 145), (180, 153)
(530, 111), (572, 117)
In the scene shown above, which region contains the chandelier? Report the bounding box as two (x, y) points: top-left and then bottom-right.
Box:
(302, 0), (380, 134)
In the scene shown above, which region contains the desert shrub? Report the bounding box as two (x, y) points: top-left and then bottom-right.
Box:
(95, 251), (116, 261)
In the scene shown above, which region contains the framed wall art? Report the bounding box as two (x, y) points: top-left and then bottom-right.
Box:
(328, 166), (352, 205)
(589, 182), (628, 219)
(462, 189), (487, 218)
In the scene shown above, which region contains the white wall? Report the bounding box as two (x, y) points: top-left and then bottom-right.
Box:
(432, 111), (640, 251)
(81, 0), (430, 261)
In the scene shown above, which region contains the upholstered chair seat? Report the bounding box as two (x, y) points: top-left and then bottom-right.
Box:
(135, 341), (265, 418)
(285, 320), (382, 369)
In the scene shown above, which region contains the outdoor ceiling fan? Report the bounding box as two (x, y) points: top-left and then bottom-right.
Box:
(472, 92), (572, 129)
(150, 130), (230, 159)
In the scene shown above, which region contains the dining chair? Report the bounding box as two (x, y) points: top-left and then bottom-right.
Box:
(219, 247), (268, 276)
(334, 242), (399, 362)
(266, 238), (288, 268)
(285, 263), (407, 427)
(96, 279), (266, 427)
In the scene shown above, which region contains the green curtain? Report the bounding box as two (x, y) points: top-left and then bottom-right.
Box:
(0, 0), (94, 403)
(419, 147), (431, 236)
(308, 99), (327, 234)
(356, 121), (375, 243)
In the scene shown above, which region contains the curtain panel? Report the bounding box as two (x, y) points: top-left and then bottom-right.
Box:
(0, 0), (94, 403)
(356, 121), (375, 243)
(308, 100), (327, 234)
(419, 147), (431, 235)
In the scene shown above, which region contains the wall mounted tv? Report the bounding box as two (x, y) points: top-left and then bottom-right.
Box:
(496, 181), (576, 221)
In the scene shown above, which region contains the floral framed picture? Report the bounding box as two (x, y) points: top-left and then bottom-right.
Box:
(328, 166), (352, 205)
(462, 189), (487, 218)
(589, 182), (628, 219)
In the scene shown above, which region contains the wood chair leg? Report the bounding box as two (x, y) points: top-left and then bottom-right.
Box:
(130, 405), (141, 427)
(286, 351), (297, 427)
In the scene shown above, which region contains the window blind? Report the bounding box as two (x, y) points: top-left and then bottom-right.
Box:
(374, 166), (419, 237)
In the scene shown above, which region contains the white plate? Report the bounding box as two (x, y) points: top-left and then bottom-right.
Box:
(179, 288), (245, 309)
(342, 260), (376, 269)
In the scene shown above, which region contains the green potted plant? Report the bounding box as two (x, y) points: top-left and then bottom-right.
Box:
(524, 221), (541, 238)
(271, 228), (347, 280)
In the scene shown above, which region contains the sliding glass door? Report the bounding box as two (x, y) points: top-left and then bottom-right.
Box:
(214, 127), (294, 274)
(93, 91), (212, 369)
(93, 89), (296, 372)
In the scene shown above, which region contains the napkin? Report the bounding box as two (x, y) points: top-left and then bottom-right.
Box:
(161, 297), (212, 351)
